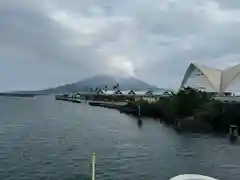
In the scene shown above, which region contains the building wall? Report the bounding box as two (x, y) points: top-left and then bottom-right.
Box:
(215, 96), (240, 103)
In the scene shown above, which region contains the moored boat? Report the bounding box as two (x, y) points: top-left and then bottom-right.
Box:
(55, 94), (82, 103)
(170, 174), (219, 180)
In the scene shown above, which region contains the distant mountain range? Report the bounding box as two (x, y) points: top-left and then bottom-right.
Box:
(10, 74), (165, 94)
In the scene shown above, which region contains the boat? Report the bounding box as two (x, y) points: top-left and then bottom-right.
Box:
(55, 94), (81, 103)
(91, 153), (219, 180)
(170, 174), (218, 180)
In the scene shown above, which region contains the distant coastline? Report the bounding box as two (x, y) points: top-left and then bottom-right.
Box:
(0, 93), (46, 97)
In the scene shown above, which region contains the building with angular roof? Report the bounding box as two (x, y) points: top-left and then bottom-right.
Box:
(180, 63), (240, 93)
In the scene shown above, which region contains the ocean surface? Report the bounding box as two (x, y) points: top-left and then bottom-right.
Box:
(0, 96), (240, 180)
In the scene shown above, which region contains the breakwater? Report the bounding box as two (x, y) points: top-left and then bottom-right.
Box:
(55, 96), (81, 103)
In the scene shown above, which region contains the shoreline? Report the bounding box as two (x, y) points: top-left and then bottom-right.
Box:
(54, 88), (240, 135)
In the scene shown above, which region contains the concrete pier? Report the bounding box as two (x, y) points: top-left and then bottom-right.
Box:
(55, 96), (81, 103)
(88, 101), (127, 109)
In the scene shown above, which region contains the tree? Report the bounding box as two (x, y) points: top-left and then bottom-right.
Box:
(104, 85), (108, 92)
(113, 84), (120, 94)
(116, 83), (120, 90)
(128, 90), (136, 95)
(114, 89), (123, 95)
(163, 91), (175, 97)
(95, 87), (103, 95)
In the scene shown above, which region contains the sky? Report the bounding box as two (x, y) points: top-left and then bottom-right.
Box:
(0, 0), (240, 92)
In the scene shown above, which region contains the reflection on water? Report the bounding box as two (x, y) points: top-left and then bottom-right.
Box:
(0, 96), (239, 180)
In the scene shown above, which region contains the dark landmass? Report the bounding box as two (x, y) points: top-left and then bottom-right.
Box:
(53, 86), (239, 134)
(9, 74), (164, 94)
(0, 93), (37, 97)
(103, 87), (240, 134)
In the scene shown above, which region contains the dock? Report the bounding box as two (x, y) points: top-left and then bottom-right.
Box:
(88, 101), (139, 117)
(54, 94), (138, 115)
(88, 101), (127, 109)
(55, 96), (81, 103)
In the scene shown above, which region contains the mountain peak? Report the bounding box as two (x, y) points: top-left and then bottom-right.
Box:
(29, 74), (161, 94)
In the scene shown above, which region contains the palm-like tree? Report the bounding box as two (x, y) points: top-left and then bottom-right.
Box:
(146, 90), (153, 96)
(95, 87), (99, 94)
(95, 87), (103, 95)
(163, 91), (175, 97)
(116, 83), (120, 90)
(128, 89), (136, 95)
(113, 83), (120, 91)
(115, 89), (123, 95)
(104, 85), (108, 92)
(128, 90), (136, 102)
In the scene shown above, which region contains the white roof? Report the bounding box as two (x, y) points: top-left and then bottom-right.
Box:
(221, 64), (240, 91)
(181, 63), (240, 93)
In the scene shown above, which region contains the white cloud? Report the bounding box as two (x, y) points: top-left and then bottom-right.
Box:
(108, 55), (135, 77)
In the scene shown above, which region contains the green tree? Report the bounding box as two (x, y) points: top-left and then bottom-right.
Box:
(104, 85), (108, 92)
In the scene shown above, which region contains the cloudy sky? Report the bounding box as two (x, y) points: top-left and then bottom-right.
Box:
(0, 0), (240, 92)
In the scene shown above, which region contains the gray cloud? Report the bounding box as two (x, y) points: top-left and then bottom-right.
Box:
(0, 0), (240, 91)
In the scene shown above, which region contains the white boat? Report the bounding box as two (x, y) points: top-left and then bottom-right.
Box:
(170, 174), (219, 180)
